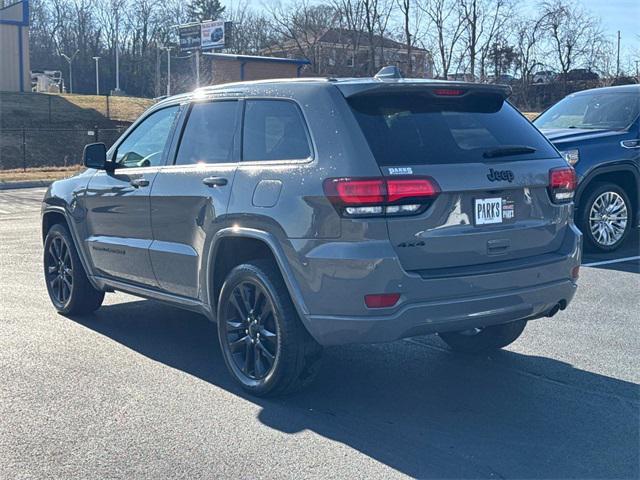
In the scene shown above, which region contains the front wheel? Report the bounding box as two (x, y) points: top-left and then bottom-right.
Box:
(438, 320), (527, 354)
(44, 224), (105, 315)
(579, 183), (632, 252)
(217, 260), (322, 397)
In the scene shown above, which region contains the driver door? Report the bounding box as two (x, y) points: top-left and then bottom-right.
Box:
(83, 105), (180, 287)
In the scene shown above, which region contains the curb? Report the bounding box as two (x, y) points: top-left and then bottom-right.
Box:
(0, 180), (53, 191)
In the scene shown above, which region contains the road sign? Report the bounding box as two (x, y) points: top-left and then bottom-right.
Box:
(201, 20), (227, 50)
(179, 24), (201, 52)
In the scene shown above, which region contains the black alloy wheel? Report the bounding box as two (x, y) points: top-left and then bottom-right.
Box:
(45, 234), (73, 307)
(223, 279), (279, 380)
(43, 223), (105, 315)
(217, 260), (322, 396)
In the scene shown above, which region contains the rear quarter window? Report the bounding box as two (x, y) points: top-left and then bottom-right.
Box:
(242, 100), (312, 162)
(348, 94), (558, 166)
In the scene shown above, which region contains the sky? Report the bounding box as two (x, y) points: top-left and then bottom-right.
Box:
(529, 0), (640, 56)
(247, 0), (640, 60)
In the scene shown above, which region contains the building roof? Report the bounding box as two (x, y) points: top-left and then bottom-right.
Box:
(0, 0), (29, 26)
(318, 28), (427, 52)
(268, 28), (429, 54)
(202, 52), (311, 66)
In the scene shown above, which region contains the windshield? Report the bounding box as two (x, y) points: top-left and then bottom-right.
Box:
(534, 92), (640, 130)
(348, 93), (558, 165)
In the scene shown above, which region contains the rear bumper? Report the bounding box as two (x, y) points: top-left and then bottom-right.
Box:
(289, 224), (582, 346)
(304, 279), (576, 346)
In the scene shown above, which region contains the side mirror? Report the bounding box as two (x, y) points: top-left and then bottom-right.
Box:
(83, 143), (110, 170)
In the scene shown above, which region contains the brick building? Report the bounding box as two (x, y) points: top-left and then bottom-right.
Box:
(201, 53), (311, 85)
(264, 28), (434, 79)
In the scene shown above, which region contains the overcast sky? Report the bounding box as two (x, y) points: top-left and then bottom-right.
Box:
(246, 0), (640, 57)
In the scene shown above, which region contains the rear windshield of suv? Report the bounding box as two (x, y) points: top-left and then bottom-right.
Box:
(348, 93), (558, 165)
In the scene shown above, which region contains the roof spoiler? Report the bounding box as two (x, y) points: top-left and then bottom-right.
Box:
(338, 81), (512, 100)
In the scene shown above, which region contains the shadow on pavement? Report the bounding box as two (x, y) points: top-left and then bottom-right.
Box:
(582, 229), (639, 274)
(71, 299), (639, 479)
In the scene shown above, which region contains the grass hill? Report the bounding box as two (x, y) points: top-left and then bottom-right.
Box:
(0, 92), (155, 173)
(0, 92), (154, 129)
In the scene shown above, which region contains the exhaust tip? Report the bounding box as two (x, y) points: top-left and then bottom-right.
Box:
(546, 304), (561, 318)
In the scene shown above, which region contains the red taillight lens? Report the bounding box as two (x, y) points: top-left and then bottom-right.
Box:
(432, 88), (466, 96)
(549, 167), (576, 203)
(334, 179), (385, 205)
(324, 177), (440, 217)
(386, 178), (439, 202)
(365, 293), (400, 308)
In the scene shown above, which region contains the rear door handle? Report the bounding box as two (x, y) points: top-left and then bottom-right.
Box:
(130, 178), (150, 188)
(203, 176), (228, 187)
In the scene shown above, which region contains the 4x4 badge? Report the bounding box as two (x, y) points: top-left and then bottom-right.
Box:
(487, 168), (514, 183)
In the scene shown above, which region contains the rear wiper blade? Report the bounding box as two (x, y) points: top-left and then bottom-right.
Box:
(483, 145), (537, 159)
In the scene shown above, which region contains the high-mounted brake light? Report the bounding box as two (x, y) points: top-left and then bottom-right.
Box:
(549, 167), (576, 203)
(431, 88), (466, 96)
(324, 177), (440, 217)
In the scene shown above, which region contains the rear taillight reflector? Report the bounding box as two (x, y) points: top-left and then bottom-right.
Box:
(549, 167), (576, 203)
(572, 266), (580, 280)
(324, 176), (440, 217)
(365, 293), (401, 309)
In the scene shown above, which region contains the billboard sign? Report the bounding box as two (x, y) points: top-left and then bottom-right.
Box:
(200, 20), (226, 50)
(178, 24), (201, 52)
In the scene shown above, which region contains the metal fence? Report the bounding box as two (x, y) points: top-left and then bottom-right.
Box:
(0, 127), (127, 170)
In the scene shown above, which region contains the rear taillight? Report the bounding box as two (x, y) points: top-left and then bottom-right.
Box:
(324, 176), (440, 217)
(549, 167), (576, 203)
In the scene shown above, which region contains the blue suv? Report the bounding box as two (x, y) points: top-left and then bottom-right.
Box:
(535, 85), (640, 252)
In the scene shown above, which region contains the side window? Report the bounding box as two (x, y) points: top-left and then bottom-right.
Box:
(175, 101), (239, 165)
(115, 106), (179, 168)
(242, 100), (311, 161)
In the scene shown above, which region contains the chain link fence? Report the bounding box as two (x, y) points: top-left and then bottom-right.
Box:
(0, 127), (127, 170)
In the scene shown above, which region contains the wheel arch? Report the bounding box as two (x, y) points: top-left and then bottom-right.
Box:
(42, 209), (68, 242)
(576, 164), (639, 226)
(206, 228), (310, 323)
(42, 206), (100, 289)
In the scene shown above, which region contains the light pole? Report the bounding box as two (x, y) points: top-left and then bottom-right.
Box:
(114, 8), (121, 92)
(162, 46), (173, 96)
(92, 56), (101, 95)
(60, 49), (80, 94)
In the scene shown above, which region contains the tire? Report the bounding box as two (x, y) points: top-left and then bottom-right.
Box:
(438, 320), (527, 354)
(217, 260), (322, 397)
(44, 223), (105, 315)
(578, 182), (632, 252)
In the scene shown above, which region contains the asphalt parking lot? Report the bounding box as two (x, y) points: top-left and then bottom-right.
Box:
(1, 188), (638, 479)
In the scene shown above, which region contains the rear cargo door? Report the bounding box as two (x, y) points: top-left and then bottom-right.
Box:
(347, 88), (570, 273)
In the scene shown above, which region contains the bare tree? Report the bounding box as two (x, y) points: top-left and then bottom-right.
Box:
(417, 0), (465, 79)
(395, 0), (428, 75)
(331, 0), (366, 73)
(541, 0), (605, 87)
(264, 1), (338, 74)
(459, 0), (510, 81)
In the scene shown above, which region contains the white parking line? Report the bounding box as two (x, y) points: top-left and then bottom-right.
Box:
(583, 256), (640, 267)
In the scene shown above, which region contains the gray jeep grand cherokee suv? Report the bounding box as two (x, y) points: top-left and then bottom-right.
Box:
(42, 73), (581, 396)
